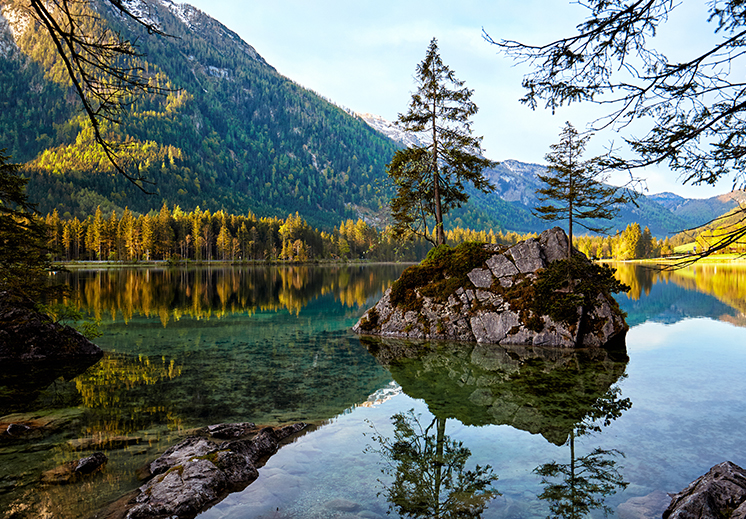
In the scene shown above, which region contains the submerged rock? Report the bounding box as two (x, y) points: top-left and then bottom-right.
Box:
(41, 452), (108, 484)
(663, 461), (746, 519)
(108, 422), (307, 519)
(353, 228), (628, 348)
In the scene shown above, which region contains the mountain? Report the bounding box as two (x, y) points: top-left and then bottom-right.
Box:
(0, 0), (739, 237)
(357, 114), (737, 237)
(1, 0), (400, 228)
(648, 191), (746, 228)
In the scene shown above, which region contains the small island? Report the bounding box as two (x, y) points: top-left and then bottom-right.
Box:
(353, 227), (628, 349)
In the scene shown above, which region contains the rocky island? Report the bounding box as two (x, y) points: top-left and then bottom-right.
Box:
(353, 228), (628, 348)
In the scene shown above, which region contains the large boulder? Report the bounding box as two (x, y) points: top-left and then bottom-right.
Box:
(0, 291), (102, 360)
(116, 422), (307, 519)
(353, 228), (627, 348)
(663, 461), (746, 519)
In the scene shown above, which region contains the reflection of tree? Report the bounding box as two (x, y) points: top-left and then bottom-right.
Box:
(610, 262), (746, 327)
(364, 338), (632, 517)
(54, 265), (404, 324)
(534, 386), (630, 519)
(535, 439), (627, 519)
(671, 264), (746, 316)
(367, 409), (498, 518)
(74, 352), (183, 435)
(612, 263), (670, 301)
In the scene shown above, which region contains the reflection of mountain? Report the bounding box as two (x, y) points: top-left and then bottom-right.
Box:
(55, 264), (405, 324)
(611, 263), (745, 327)
(363, 338), (629, 446)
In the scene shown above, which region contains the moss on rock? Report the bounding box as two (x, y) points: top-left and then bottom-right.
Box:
(389, 242), (492, 311)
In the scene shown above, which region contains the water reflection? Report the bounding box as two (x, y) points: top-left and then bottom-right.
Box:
(53, 265), (405, 324)
(534, 385), (630, 519)
(535, 439), (627, 519)
(363, 338), (631, 517)
(367, 410), (499, 518)
(2, 265), (407, 519)
(612, 262), (746, 326)
(362, 338), (629, 446)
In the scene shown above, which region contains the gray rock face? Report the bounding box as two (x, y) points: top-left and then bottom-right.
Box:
(353, 228), (627, 349)
(0, 291), (102, 360)
(664, 461), (746, 519)
(122, 423), (306, 519)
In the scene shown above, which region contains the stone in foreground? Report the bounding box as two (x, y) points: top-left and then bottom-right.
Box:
(0, 291), (102, 360)
(353, 228), (627, 348)
(663, 461), (746, 519)
(108, 422), (306, 519)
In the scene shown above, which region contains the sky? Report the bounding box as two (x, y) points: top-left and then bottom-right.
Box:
(184, 0), (731, 199)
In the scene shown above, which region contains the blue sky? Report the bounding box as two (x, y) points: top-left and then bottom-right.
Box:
(185, 0), (730, 199)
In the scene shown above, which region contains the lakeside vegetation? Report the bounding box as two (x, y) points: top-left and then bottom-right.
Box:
(41, 204), (539, 264)
(42, 204), (746, 265)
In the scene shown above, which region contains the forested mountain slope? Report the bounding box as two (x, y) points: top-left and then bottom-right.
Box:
(1, 0), (739, 237)
(0, 0), (402, 228)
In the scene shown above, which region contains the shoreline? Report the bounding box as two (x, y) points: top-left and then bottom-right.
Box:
(55, 259), (415, 269)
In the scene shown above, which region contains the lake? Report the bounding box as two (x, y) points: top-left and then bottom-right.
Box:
(1, 262), (745, 518)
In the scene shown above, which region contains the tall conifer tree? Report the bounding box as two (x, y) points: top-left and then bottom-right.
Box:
(535, 122), (632, 258)
(389, 38), (495, 245)
(0, 152), (59, 301)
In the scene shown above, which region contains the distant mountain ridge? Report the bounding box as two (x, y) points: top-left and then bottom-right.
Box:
(357, 113), (743, 236)
(0, 0), (741, 237)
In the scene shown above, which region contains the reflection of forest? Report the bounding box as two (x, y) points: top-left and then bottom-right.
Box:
(364, 338), (629, 446)
(612, 262), (746, 321)
(53, 265), (404, 324)
(75, 352), (185, 436)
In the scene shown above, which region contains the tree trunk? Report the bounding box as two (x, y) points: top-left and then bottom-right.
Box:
(434, 417), (446, 518)
(432, 59), (445, 246)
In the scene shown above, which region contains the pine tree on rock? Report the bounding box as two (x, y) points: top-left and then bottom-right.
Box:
(535, 122), (632, 258)
(389, 38), (496, 245)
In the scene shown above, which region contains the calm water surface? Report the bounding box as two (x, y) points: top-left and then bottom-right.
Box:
(1, 262), (745, 518)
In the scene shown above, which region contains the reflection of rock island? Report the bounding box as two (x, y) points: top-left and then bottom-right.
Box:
(363, 337), (629, 446)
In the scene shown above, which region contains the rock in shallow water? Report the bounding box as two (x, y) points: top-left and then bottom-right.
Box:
(41, 452), (108, 484)
(663, 461), (746, 519)
(353, 227), (627, 348)
(115, 423), (307, 519)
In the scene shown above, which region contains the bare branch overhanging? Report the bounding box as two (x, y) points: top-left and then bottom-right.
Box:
(22, 0), (175, 192)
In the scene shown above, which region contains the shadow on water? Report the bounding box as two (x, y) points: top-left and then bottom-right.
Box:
(362, 337), (631, 518)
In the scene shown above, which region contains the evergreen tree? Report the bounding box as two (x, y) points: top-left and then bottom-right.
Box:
(535, 122), (632, 258)
(0, 151), (59, 301)
(389, 38), (496, 245)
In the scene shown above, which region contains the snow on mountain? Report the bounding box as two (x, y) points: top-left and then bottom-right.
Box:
(356, 112), (430, 148)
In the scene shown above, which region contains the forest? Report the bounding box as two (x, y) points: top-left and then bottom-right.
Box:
(42, 204), (679, 263)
